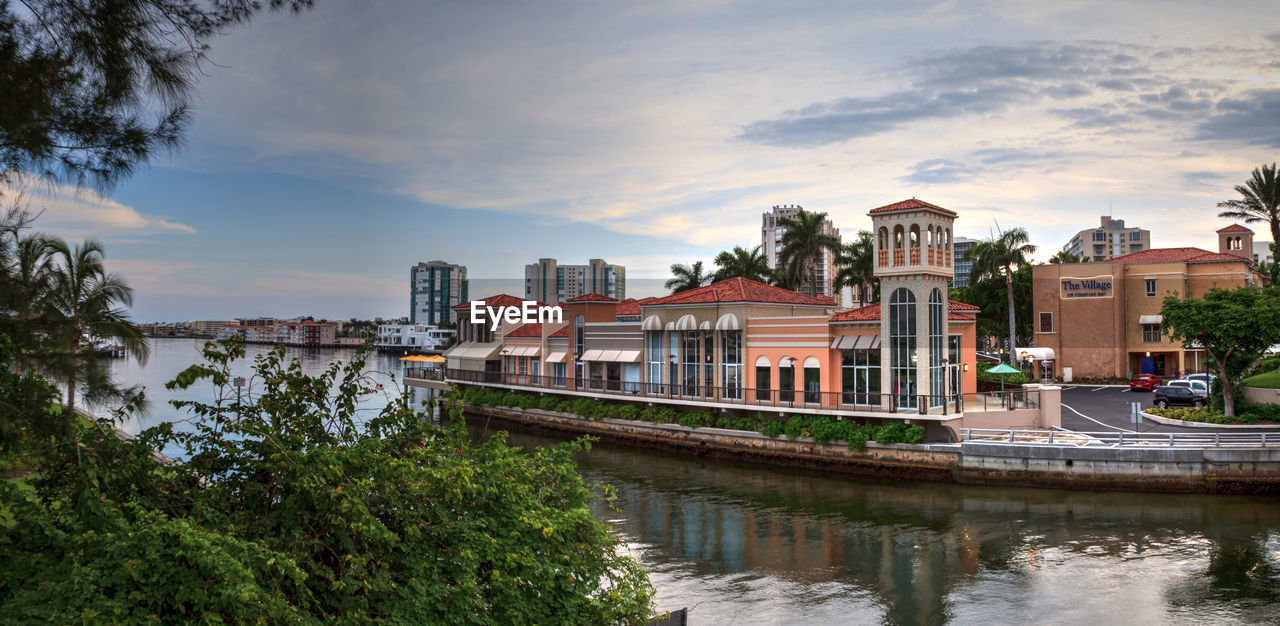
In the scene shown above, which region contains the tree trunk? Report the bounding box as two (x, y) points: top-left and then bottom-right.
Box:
(1004, 268), (1017, 365)
(1221, 366), (1235, 417)
(66, 333), (79, 415)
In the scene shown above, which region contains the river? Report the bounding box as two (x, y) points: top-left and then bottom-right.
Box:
(110, 338), (1280, 624)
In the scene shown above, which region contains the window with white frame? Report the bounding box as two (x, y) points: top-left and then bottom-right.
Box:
(1145, 278), (1156, 297)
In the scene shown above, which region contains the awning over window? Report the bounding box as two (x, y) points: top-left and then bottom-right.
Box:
(831, 335), (881, 350)
(579, 349), (642, 362)
(580, 349), (603, 361)
(545, 352), (567, 363)
(1016, 347), (1057, 361)
(1138, 314), (1163, 324)
(444, 342), (502, 361)
(501, 345), (541, 357)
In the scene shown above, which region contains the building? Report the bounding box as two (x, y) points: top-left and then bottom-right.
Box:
(1033, 223), (1264, 380)
(376, 324), (456, 352)
(1253, 240), (1274, 265)
(191, 320), (230, 337)
(1063, 216), (1151, 262)
(951, 237), (978, 288)
(523, 258), (625, 304)
(761, 204), (842, 300)
(410, 261), (468, 326)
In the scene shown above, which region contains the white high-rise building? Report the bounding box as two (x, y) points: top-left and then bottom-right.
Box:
(524, 258), (625, 304)
(410, 261), (468, 325)
(761, 204), (842, 300)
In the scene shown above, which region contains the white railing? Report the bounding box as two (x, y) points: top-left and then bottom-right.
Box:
(960, 428), (1279, 448)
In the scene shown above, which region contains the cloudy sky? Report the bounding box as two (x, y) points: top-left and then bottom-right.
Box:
(26, 0), (1279, 321)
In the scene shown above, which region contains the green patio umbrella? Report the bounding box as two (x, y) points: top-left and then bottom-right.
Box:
(986, 363), (1021, 391)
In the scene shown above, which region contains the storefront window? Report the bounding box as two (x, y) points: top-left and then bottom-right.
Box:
(890, 288), (917, 409)
(841, 348), (880, 405)
(721, 330), (741, 399)
(929, 289), (945, 408)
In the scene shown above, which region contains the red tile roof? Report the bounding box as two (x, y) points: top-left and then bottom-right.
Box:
(868, 198), (956, 216)
(648, 277), (835, 306)
(1216, 224), (1252, 233)
(549, 325), (571, 338)
(1106, 247), (1250, 265)
(451, 294), (545, 310)
(505, 323), (542, 338)
(615, 299), (640, 316)
(565, 292), (619, 303)
(830, 300), (979, 322)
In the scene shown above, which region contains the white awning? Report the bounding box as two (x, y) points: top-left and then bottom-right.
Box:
(617, 350), (642, 363)
(1138, 314), (1163, 324)
(505, 345), (540, 357)
(580, 349), (604, 361)
(1016, 347), (1057, 361)
(698, 320), (712, 330)
(664, 321), (675, 331)
(445, 342), (503, 361)
(675, 314), (700, 331)
(597, 350), (621, 362)
(715, 313), (740, 331)
(545, 352), (567, 363)
(832, 335), (880, 350)
(642, 315), (663, 331)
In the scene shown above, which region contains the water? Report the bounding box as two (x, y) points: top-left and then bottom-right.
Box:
(113, 339), (1280, 624)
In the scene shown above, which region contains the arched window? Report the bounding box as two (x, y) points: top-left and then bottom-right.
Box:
(889, 287), (917, 409)
(754, 355), (771, 402)
(909, 224), (921, 265)
(878, 227), (890, 266)
(893, 226), (905, 266)
(803, 356), (821, 403)
(929, 288), (945, 408)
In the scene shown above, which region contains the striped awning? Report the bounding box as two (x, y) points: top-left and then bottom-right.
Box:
(502, 345), (541, 358)
(831, 335), (880, 350)
(545, 351), (567, 363)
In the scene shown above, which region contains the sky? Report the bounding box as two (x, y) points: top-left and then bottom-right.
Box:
(19, 0), (1280, 321)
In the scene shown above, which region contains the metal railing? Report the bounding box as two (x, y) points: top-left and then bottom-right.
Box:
(437, 368), (1040, 416)
(960, 428), (1280, 448)
(405, 367), (446, 381)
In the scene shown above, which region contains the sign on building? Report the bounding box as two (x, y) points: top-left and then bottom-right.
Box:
(1059, 275), (1114, 299)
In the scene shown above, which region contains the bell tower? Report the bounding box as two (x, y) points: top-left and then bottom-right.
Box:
(869, 199), (957, 414)
(1216, 224), (1253, 259)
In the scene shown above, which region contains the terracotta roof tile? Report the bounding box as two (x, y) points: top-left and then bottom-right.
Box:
(505, 323), (542, 338)
(615, 299), (640, 316)
(565, 292), (619, 303)
(1107, 247), (1250, 265)
(649, 277), (835, 306)
(830, 300), (979, 322)
(868, 198), (956, 216)
(1216, 224), (1253, 233)
(451, 294), (545, 310)
(549, 325), (571, 338)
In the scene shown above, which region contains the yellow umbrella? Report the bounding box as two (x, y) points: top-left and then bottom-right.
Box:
(423, 355), (446, 363)
(399, 355), (431, 362)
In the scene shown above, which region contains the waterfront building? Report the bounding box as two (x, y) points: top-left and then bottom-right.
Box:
(1063, 215), (1152, 262)
(410, 260), (468, 325)
(191, 320), (230, 337)
(950, 237), (978, 288)
(1033, 223), (1264, 379)
(761, 204), (842, 300)
(376, 324), (456, 352)
(216, 324), (248, 341)
(234, 317), (276, 327)
(444, 294), (543, 375)
(275, 321), (336, 346)
(523, 258), (625, 304)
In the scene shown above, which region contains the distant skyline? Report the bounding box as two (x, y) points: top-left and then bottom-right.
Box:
(14, 0), (1278, 321)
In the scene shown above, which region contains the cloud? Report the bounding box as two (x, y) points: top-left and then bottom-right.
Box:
(3, 182), (195, 240)
(1193, 89), (1280, 147)
(901, 159), (973, 184)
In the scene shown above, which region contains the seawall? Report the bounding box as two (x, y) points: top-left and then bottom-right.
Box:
(463, 404), (1280, 495)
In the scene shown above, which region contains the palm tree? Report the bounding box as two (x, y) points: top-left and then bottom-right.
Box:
(666, 261), (712, 293)
(833, 230), (877, 307)
(1047, 250), (1087, 264)
(712, 246), (770, 283)
(44, 239), (149, 414)
(969, 226), (1037, 364)
(1218, 163), (1280, 260)
(777, 209), (842, 297)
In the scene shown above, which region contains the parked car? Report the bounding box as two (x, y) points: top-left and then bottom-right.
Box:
(1129, 374), (1162, 391)
(1153, 385), (1208, 408)
(1184, 373), (1217, 387)
(1166, 379), (1209, 394)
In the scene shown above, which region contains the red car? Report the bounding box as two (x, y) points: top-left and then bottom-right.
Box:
(1130, 374), (1162, 391)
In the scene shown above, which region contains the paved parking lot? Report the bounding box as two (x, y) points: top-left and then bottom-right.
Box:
(1058, 385), (1280, 433)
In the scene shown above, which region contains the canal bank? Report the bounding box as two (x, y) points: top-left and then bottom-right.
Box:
(462, 403), (1280, 495)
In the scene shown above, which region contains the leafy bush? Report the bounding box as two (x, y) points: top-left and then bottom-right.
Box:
(1147, 403), (1280, 425)
(2, 342), (655, 624)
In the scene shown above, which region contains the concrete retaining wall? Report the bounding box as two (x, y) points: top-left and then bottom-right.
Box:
(1244, 386), (1280, 405)
(464, 403), (1280, 495)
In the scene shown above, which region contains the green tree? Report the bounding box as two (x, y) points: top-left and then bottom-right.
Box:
(1217, 163), (1280, 274)
(834, 230), (877, 307)
(949, 264), (1032, 352)
(41, 239), (148, 415)
(0, 0), (313, 190)
(777, 209), (842, 297)
(712, 245), (770, 283)
(666, 260), (711, 293)
(0, 341), (656, 622)
(968, 226), (1037, 362)
(1047, 250), (1088, 264)
(1161, 287), (1280, 417)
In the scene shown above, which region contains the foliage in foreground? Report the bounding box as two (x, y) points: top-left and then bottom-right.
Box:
(0, 341), (654, 624)
(1146, 403), (1280, 425)
(458, 386), (925, 449)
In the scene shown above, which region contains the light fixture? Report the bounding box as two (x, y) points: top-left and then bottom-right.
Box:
(963, 363), (969, 372)
(1145, 351), (1151, 357)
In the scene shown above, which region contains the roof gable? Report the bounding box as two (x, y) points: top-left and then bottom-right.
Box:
(868, 198), (956, 216)
(505, 323), (542, 338)
(648, 277), (835, 306)
(565, 292), (619, 303)
(1216, 224), (1252, 233)
(1107, 247), (1250, 265)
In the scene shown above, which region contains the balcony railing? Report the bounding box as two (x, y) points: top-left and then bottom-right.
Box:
(910, 246), (921, 265)
(893, 249), (905, 266)
(878, 250), (889, 267)
(437, 368), (1038, 416)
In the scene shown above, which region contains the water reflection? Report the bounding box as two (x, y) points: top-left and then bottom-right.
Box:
(491, 425), (1280, 625)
